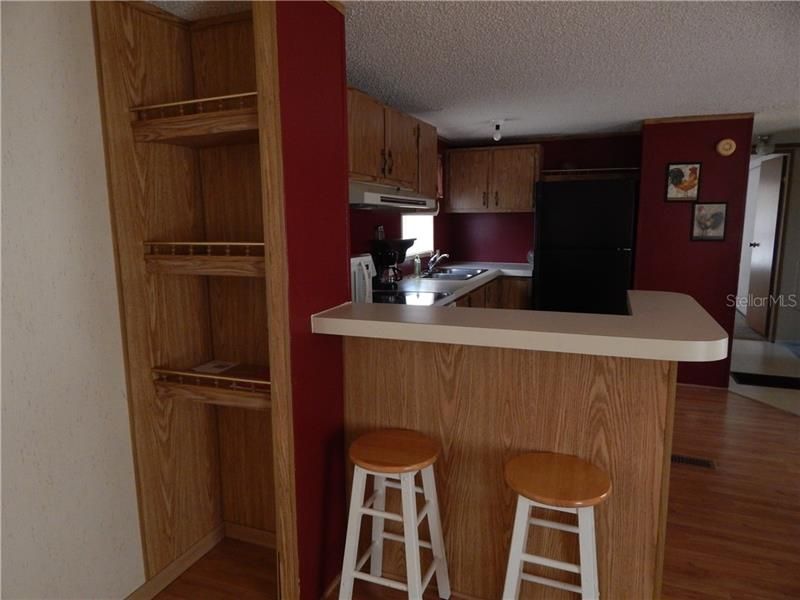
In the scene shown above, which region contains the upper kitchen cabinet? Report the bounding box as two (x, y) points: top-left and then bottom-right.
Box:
(448, 149), (492, 211)
(446, 144), (541, 213)
(384, 107), (419, 189)
(417, 120), (439, 198)
(348, 89), (385, 180)
(347, 88), (437, 194)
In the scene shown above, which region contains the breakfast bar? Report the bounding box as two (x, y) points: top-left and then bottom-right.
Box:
(312, 291), (728, 599)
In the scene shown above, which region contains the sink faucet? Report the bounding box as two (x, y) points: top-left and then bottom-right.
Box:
(427, 249), (450, 272)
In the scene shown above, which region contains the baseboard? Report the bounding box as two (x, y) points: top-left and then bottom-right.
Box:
(224, 521), (276, 548)
(125, 524), (224, 600)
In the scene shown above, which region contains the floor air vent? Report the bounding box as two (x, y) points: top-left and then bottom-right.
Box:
(671, 454), (715, 469)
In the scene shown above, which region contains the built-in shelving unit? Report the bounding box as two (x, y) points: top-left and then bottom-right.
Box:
(144, 242), (265, 277)
(130, 92), (258, 146)
(94, 3), (284, 595)
(153, 364), (270, 411)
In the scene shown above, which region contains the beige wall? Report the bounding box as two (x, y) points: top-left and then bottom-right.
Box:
(1, 2), (145, 597)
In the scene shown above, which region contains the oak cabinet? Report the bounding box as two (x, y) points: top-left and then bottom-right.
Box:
(448, 150), (492, 212)
(347, 89), (385, 181)
(452, 277), (531, 309)
(417, 120), (438, 198)
(347, 88), (437, 194)
(446, 144), (541, 213)
(385, 107), (419, 189)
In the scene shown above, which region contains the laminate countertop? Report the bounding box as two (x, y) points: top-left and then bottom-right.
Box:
(311, 285), (728, 362)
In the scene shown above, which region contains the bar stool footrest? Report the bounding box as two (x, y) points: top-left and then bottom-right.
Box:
(352, 570), (408, 592)
(521, 551), (581, 574)
(520, 572), (582, 594)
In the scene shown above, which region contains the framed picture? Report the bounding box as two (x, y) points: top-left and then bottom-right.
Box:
(692, 203), (726, 241)
(666, 162), (701, 201)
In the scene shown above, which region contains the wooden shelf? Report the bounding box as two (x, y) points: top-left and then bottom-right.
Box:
(144, 242), (265, 277)
(131, 92), (258, 146)
(153, 363), (270, 411)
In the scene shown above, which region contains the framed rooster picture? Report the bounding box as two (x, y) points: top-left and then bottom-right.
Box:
(666, 162), (701, 201)
(692, 202), (726, 241)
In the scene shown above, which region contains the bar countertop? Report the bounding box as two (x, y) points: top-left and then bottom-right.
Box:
(311, 289), (728, 362)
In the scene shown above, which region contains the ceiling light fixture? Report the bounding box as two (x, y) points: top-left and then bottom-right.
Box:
(492, 120), (503, 142)
(754, 135), (774, 156)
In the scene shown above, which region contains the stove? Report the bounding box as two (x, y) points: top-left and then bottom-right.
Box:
(372, 290), (451, 306)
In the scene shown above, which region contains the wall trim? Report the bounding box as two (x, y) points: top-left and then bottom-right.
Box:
(224, 522), (276, 548)
(644, 113), (754, 125)
(125, 525), (224, 600)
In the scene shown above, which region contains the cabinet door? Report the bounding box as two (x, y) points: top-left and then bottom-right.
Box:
(417, 120), (438, 197)
(385, 108), (419, 190)
(447, 150), (491, 212)
(500, 277), (532, 309)
(489, 147), (538, 212)
(348, 89), (385, 181)
(484, 279), (502, 309)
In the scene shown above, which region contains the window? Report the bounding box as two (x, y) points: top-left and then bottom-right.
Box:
(402, 214), (434, 257)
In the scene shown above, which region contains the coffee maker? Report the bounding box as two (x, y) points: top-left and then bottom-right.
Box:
(370, 237), (415, 290)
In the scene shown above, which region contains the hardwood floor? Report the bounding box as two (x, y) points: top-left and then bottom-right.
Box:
(662, 386), (800, 600)
(154, 539), (277, 600)
(154, 386), (799, 599)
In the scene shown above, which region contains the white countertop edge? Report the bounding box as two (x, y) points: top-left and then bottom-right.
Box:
(311, 311), (728, 362)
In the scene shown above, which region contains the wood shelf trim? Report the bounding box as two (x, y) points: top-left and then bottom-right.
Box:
(152, 366), (270, 387)
(153, 366), (271, 411)
(144, 242), (265, 277)
(131, 91), (257, 115)
(155, 380), (270, 411)
(131, 106), (258, 146)
(144, 255), (265, 277)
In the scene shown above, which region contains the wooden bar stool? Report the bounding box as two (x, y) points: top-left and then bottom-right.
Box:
(339, 429), (451, 600)
(502, 452), (611, 600)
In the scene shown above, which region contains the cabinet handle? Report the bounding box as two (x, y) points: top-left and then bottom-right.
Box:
(495, 191), (499, 207)
(380, 149), (386, 176)
(482, 191), (487, 207)
(387, 150), (394, 175)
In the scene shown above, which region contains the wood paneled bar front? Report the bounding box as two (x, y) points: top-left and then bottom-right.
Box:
(312, 292), (728, 598)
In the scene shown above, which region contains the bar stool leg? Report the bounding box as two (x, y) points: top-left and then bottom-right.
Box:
(502, 495), (531, 600)
(400, 471), (424, 599)
(339, 466), (368, 600)
(369, 475), (386, 577)
(577, 506), (599, 600)
(421, 465), (451, 599)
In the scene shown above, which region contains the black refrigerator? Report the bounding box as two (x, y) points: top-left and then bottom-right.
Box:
(533, 179), (637, 315)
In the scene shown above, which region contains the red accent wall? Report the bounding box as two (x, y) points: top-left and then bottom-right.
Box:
(442, 135), (641, 262)
(445, 213), (533, 262)
(276, 3), (349, 597)
(634, 117), (754, 387)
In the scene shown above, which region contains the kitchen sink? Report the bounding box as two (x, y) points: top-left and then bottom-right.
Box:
(421, 268), (488, 280)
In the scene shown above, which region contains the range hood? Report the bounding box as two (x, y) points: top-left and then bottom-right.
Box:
(348, 181), (437, 213)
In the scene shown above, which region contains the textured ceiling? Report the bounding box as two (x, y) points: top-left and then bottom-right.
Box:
(149, 1), (800, 142)
(346, 1), (800, 142)
(150, 1), (249, 20)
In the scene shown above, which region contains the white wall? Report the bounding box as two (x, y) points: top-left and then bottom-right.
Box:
(736, 161), (762, 312)
(775, 147), (800, 342)
(2, 2), (145, 598)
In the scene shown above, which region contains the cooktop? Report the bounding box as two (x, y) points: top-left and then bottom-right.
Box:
(372, 290), (451, 306)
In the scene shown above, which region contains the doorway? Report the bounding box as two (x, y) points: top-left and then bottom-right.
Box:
(730, 149), (800, 415)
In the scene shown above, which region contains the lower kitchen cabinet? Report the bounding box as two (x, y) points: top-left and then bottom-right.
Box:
(453, 276), (531, 309)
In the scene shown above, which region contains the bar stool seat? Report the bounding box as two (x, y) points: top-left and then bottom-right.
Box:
(350, 428), (439, 474)
(502, 452), (611, 600)
(505, 452), (611, 508)
(340, 429), (451, 600)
